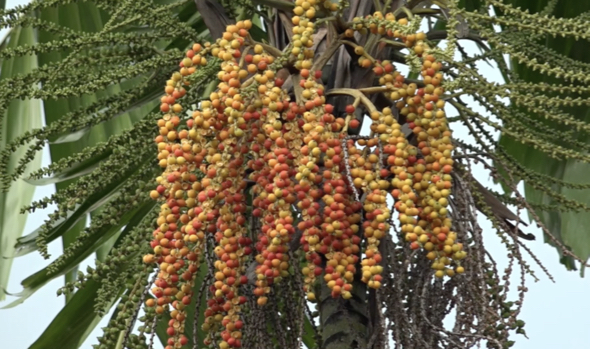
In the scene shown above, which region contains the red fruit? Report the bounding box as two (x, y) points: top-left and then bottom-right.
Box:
(179, 336), (189, 345)
(345, 105), (355, 114)
(349, 119), (360, 128)
(221, 331), (231, 341)
(166, 327), (175, 336)
(223, 302), (232, 312)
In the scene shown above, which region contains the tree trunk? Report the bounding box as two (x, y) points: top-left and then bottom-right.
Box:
(318, 277), (370, 349)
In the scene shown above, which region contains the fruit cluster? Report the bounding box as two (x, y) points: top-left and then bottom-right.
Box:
(146, 42), (211, 349)
(145, 4), (466, 348)
(249, 45), (297, 305)
(292, 1), (364, 300)
(347, 12), (467, 278)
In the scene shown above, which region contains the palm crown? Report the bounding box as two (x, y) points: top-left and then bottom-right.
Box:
(1, 1), (590, 349)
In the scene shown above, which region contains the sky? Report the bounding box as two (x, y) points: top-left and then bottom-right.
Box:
(1, 1), (589, 349)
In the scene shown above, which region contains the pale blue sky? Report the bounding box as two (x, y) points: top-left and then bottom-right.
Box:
(1, 1), (589, 348)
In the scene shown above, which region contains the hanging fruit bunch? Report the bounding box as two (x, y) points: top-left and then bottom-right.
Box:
(144, 2), (466, 348)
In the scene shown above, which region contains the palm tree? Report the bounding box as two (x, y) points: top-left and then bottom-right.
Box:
(1, 0), (589, 348)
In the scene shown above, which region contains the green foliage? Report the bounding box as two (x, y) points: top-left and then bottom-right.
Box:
(1, 0), (590, 349)
(28, 278), (124, 349)
(497, 0), (590, 273)
(0, 25), (43, 302)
